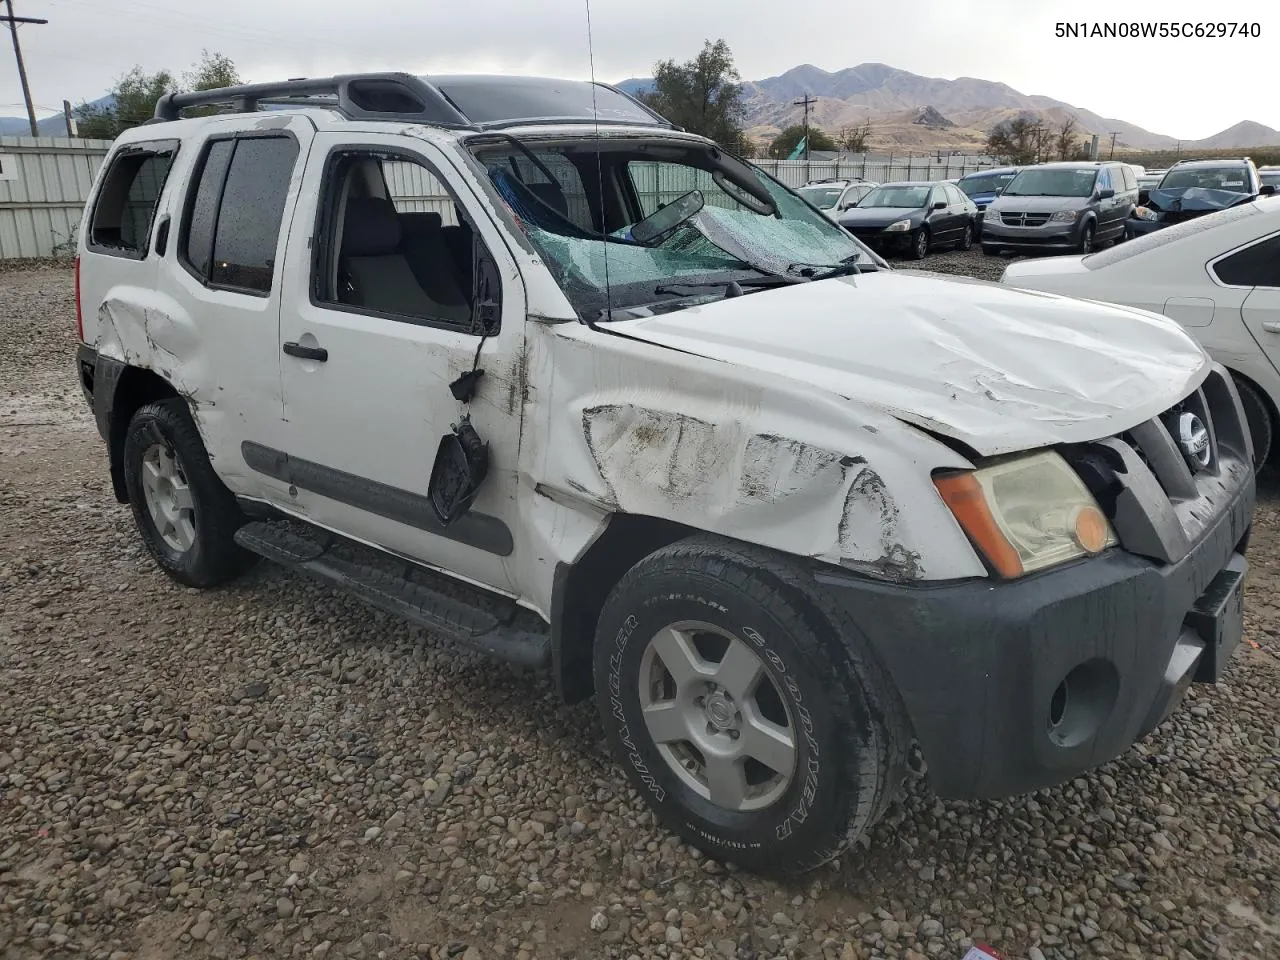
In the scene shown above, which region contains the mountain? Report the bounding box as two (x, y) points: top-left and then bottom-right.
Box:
(615, 62), (1275, 154)
(0, 96), (114, 138)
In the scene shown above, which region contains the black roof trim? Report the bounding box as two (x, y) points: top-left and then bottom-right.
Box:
(152, 72), (676, 131)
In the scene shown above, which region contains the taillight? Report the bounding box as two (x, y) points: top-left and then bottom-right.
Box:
(74, 255), (84, 343)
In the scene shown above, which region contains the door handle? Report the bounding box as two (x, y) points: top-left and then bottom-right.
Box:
(1262, 321), (1280, 334)
(283, 341), (328, 361)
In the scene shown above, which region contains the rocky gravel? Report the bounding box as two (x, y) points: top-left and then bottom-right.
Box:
(2, 260), (1278, 960)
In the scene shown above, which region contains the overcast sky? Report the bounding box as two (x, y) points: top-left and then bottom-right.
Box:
(1, 0), (1273, 141)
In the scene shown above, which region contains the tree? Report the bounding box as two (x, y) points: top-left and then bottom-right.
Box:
(768, 124), (836, 159)
(986, 116), (1042, 165)
(638, 39), (746, 151)
(1031, 121), (1053, 164)
(1055, 117), (1078, 161)
(839, 120), (872, 154)
(74, 52), (241, 140)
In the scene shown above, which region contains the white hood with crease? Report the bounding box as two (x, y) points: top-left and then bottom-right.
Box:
(612, 270), (1210, 457)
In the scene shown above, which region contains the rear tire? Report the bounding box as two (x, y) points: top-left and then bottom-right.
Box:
(593, 536), (909, 877)
(122, 398), (258, 588)
(1232, 376), (1273, 470)
(958, 223), (974, 251)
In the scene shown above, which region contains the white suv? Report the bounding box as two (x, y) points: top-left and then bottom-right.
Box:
(74, 72), (1255, 877)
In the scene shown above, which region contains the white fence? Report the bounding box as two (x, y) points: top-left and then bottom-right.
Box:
(0, 139), (1000, 260)
(0, 136), (112, 259)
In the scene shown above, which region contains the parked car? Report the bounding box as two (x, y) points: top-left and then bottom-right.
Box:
(74, 70), (1254, 878)
(956, 166), (1021, 237)
(1129, 158), (1272, 237)
(982, 161), (1138, 255)
(836, 180), (977, 258)
(796, 178), (878, 219)
(1001, 195), (1280, 467)
(1255, 165), (1280, 190)
(1137, 169), (1166, 193)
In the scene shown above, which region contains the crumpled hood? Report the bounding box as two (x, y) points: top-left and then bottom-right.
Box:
(612, 270), (1209, 457)
(1147, 186), (1253, 212)
(838, 206), (920, 228)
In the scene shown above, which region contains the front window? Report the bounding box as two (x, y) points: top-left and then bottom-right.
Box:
(958, 172), (1016, 197)
(468, 137), (879, 321)
(859, 185), (930, 208)
(797, 185), (843, 209)
(1158, 166), (1253, 193)
(1003, 168), (1098, 198)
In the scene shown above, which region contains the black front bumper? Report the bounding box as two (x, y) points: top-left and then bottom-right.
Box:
(818, 366), (1255, 801)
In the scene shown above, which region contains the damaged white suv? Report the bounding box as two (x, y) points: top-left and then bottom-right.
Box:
(74, 73), (1255, 876)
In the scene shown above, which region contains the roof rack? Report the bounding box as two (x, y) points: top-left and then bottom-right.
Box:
(150, 72), (675, 132)
(1170, 156), (1253, 166)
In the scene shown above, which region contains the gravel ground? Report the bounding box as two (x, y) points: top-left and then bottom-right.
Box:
(1, 258), (1278, 960)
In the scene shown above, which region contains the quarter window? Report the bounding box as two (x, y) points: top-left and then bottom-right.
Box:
(1213, 234), (1280, 287)
(180, 135), (299, 294)
(88, 142), (178, 257)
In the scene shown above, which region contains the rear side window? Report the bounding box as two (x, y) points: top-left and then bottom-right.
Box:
(180, 135), (299, 295)
(88, 142), (178, 257)
(1212, 234), (1280, 287)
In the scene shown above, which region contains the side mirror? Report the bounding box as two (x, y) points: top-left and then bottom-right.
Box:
(931, 201), (947, 210)
(1261, 184), (1276, 196)
(1098, 188), (1115, 200)
(429, 417), (489, 525)
(994, 187), (1004, 195)
(1138, 189), (1150, 205)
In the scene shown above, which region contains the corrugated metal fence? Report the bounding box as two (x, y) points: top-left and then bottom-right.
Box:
(0, 139), (996, 260)
(0, 136), (112, 259)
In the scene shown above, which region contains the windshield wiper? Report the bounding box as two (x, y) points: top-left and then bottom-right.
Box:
(793, 253), (872, 281)
(654, 275), (801, 300)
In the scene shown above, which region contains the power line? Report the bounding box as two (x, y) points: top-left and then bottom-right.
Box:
(1, 0), (47, 137)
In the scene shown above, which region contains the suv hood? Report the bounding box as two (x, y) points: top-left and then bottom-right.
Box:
(1147, 186), (1253, 212)
(613, 270), (1207, 457)
(988, 194), (1090, 213)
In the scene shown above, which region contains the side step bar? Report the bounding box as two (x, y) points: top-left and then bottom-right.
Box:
(233, 520), (550, 668)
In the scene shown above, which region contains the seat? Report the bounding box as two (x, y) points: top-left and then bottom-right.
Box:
(399, 211), (473, 312)
(339, 198), (471, 326)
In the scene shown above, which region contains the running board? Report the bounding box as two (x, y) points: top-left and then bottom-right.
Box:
(233, 520), (550, 668)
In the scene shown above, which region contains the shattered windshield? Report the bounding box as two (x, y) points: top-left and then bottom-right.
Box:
(469, 137), (878, 320)
(1158, 167), (1252, 193)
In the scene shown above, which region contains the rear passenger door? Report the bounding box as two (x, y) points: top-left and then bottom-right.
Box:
(155, 116), (315, 504)
(272, 133), (527, 594)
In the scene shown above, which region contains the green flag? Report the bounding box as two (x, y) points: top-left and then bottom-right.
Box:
(787, 136), (806, 160)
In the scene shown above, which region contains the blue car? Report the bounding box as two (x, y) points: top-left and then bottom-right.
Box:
(957, 167), (1021, 236)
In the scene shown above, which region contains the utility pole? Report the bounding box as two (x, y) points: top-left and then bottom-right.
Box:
(2, 0), (47, 138)
(793, 92), (817, 161)
(1108, 131), (1118, 159)
(1174, 140), (1182, 158)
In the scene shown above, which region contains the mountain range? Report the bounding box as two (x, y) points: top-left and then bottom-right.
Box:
(616, 63), (1280, 153)
(0, 96), (113, 137)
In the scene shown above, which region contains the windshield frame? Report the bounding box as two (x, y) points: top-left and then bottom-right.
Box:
(461, 131), (889, 322)
(1002, 167), (1100, 198)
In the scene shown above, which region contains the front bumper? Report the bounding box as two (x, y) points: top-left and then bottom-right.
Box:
(818, 364), (1255, 800)
(981, 219), (1083, 250)
(843, 227), (917, 252)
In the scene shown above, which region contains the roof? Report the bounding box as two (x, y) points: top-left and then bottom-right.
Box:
(1169, 157), (1253, 167)
(959, 166), (1020, 177)
(878, 180), (937, 187)
(149, 72), (674, 133)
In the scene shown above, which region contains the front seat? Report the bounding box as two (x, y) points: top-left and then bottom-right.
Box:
(339, 197), (470, 326)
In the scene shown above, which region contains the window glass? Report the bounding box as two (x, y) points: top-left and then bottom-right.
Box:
(1097, 168), (1112, 191)
(1159, 166), (1252, 193)
(315, 150), (486, 331)
(1212, 234), (1280, 287)
(628, 162), (748, 218)
(1004, 168), (1098, 198)
(182, 139), (234, 279)
(209, 137), (298, 293)
(1122, 166), (1137, 191)
(89, 146), (176, 254)
(861, 184), (931, 208)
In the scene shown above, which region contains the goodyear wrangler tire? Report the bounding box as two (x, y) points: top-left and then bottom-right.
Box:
(592, 536), (909, 876)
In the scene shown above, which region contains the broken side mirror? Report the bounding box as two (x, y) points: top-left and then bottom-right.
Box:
(429, 417), (489, 525)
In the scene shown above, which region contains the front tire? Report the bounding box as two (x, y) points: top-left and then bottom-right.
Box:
(593, 537), (909, 876)
(910, 228), (930, 260)
(122, 398), (257, 588)
(1078, 222), (1095, 254)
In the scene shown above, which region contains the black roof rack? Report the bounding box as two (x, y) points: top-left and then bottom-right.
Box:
(152, 72), (675, 132)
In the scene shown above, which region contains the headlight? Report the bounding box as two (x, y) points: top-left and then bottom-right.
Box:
(934, 451), (1116, 578)
(1049, 210), (1079, 223)
(1132, 206), (1159, 221)
(884, 219), (912, 232)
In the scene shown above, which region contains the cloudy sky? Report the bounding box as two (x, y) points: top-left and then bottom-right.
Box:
(1, 0), (1273, 140)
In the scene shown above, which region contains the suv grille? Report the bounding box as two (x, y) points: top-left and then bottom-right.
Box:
(1063, 366), (1252, 564)
(1000, 212), (1051, 227)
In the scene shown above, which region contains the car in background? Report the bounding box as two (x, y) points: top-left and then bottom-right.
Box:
(1137, 169), (1166, 193)
(1129, 158), (1273, 237)
(957, 166), (1021, 237)
(1260, 166), (1280, 190)
(1000, 195), (1280, 468)
(981, 161), (1137, 256)
(796, 178), (878, 219)
(836, 180), (977, 259)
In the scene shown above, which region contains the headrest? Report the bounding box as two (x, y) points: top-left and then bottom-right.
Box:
(526, 181), (568, 216)
(399, 211), (444, 239)
(341, 197), (401, 258)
